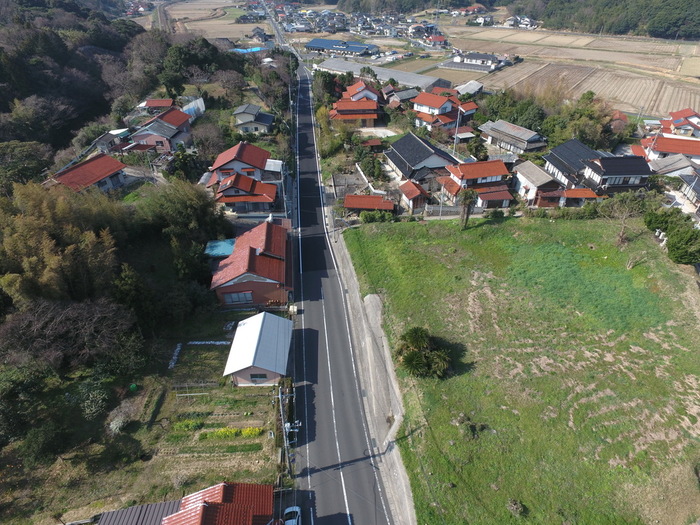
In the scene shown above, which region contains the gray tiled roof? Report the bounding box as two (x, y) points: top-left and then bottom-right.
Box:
(138, 119), (179, 139)
(98, 500), (181, 525)
(316, 58), (450, 91)
(649, 153), (695, 174)
(515, 160), (555, 187)
(234, 103), (262, 115)
(680, 173), (700, 196)
(480, 120), (542, 143)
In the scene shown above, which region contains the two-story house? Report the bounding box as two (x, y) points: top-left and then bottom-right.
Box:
(411, 92), (478, 131)
(542, 138), (603, 188)
(342, 80), (382, 102)
(210, 220), (291, 307)
(233, 104), (275, 134)
(437, 159), (513, 209)
(479, 120), (547, 154)
(329, 99), (380, 127)
(512, 160), (562, 206)
(130, 108), (193, 153)
(581, 156), (652, 193)
(384, 132), (458, 186)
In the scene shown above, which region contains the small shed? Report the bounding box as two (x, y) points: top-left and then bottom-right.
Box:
(223, 312), (293, 386)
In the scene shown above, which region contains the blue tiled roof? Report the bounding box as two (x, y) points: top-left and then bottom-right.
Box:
(205, 239), (235, 258)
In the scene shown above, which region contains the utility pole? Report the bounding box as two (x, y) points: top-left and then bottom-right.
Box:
(278, 386), (300, 476)
(452, 106), (464, 156)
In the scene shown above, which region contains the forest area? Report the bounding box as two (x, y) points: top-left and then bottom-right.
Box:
(0, 0), (297, 519)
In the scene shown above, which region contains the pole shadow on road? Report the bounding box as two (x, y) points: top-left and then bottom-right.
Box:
(293, 327), (318, 446)
(295, 445), (384, 478)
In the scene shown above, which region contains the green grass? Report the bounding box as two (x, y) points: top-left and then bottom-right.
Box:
(345, 217), (700, 524)
(219, 8), (247, 20)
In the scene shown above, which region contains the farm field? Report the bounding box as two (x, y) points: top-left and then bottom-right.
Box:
(471, 59), (700, 116)
(385, 57), (444, 73)
(680, 57), (700, 77)
(165, 0), (269, 39)
(0, 312), (281, 525)
(428, 67), (487, 85)
(345, 217), (700, 525)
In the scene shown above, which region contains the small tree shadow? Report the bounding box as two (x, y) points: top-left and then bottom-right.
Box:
(432, 336), (475, 376)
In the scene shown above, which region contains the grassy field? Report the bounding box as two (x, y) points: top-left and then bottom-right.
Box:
(344, 217), (700, 524)
(0, 310), (281, 525)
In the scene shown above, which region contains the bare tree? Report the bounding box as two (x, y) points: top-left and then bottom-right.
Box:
(458, 188), (479, 231)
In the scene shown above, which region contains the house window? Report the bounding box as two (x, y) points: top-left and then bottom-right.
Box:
(155, 140), (164, 147)
(250, 373), (268, 381)
(223, 292), (253, 304)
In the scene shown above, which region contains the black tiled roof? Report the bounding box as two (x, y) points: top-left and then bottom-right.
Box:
(583, 156), (652, 176)
(388, 132), (454, 170)
(543, 139), (598, 175)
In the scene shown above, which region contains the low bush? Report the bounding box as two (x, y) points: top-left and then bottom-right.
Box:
(172, 419), (204, 432)
(198, 426), (265, 440)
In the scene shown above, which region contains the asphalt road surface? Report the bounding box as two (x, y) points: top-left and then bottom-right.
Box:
(292, 68), (394, 525)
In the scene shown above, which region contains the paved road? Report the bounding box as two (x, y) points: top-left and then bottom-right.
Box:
(292, 68), (394, 525)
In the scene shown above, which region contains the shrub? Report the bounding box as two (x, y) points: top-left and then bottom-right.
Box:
(667, 226), (700, 265)
(487, 209), (505, 220)
(360, 210), (393, 223)
(241, 427), (265, 438)
(199, 426), (264, 440)
(395, 327), (452, 379)
(172, 419), (205, 432)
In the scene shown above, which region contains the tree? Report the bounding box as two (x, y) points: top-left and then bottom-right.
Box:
(667, 227), (700, 265)
(467, 137), (488, 161)
(214, 69), (246, 104)
(395, 326), (452, 379)
(193, 122), (226, 164)
(458, 189), (478, 230)
(0, 141), (53, 195)
(359, 66), (378, 83)
(597, 191), (658, 246)
(0, 299), (138, 370)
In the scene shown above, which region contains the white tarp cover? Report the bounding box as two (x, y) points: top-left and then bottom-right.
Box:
(223, 312), (293, 376)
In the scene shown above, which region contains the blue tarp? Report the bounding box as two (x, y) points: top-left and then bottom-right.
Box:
(205, 239), (235, 258)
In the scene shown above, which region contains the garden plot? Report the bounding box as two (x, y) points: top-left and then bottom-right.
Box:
(680, 57), (700, 77)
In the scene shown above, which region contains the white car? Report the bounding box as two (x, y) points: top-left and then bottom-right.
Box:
(283, 506), (302, 525)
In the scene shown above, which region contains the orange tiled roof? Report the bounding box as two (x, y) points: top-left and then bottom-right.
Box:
(400, 180), (429, 200)
(157, 108), (191, 128)
(332, 99), (379, 111)
(54, 153), (126, 191)
(447, 160), (509, 180)
(411, 92), (451, 109)
(642, 136), (700, 156)
(437, 175), (461, 197)
(211, 222), (287, 289)
(563, 188), (598, 198)
(211, 142), (271, 171)
(344, 194), (394, 210)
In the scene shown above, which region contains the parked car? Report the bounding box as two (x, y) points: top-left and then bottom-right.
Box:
(283, 506), (302, 525)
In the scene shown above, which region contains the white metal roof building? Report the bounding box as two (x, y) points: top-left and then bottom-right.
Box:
(223, 312), (293, 386)
(314, 58), (451, 92)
